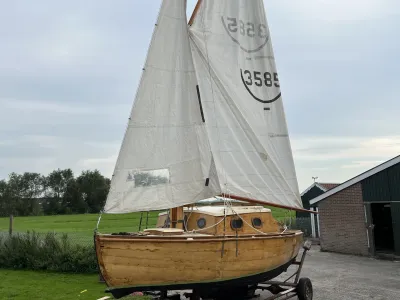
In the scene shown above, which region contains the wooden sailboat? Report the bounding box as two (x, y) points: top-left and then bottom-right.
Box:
(94, 0), (316, 299)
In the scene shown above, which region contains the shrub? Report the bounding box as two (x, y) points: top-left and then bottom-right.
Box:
(0, 231), (97, 273)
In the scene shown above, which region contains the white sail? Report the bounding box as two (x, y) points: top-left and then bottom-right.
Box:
(103, 0), (220, 213)
(188, 0), (302, 209)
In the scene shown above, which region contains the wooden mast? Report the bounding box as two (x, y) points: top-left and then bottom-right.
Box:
(169, 207), (184, 229)
(167, 1), (205, 231)
(221, 194), (319, 214)
(188, 0), (202, 26)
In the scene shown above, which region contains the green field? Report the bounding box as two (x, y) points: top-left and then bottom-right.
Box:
(0, 206), (295, 242)
(0, 269), (149, 300)
(0, 212), (160, 243)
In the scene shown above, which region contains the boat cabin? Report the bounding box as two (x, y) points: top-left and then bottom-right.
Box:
(155, 205), (282, 236)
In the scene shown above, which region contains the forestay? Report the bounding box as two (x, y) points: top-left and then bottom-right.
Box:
(188, 0), (303, 209)
(103, 0), (220, 213)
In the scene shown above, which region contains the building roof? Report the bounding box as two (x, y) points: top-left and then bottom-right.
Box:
(310, 155), (400, 206)
(319, 183), (340, 190)
(300, 182), (340, 196)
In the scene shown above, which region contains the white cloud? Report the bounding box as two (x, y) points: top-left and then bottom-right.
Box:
(1, 98), (93, 115)
(78, 155), (118, 178)
(293, 136), (400, 161)
(292, 135), (400, 190)
(0, 97), (129, 116)
(340, 160), (386, 169)
(270, 0), (399, 22)
(0, 133), (120, 179)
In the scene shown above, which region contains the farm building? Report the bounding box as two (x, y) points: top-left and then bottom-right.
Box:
(309, 155), (400, 257)
(296, 182), (340, 237)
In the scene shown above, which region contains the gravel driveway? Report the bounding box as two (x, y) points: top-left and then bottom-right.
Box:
(258, 245), (400, 300)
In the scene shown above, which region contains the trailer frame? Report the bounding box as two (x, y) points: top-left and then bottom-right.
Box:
(254, 239), (313, 300)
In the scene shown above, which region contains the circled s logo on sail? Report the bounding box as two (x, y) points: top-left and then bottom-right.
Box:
(221, 16), (269, 53)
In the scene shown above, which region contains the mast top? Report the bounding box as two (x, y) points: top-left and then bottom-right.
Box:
(188, 0), (202, 25)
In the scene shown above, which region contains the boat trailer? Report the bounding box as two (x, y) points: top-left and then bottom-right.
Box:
(253, 239), (313, 300)
(141, 240), (313, 300)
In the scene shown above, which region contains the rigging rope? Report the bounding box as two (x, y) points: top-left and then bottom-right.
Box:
(185, 192), (289, 236)
(94, 210), (103, 233)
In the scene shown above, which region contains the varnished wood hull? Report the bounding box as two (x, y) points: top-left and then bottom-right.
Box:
(95, 231), (303, 298)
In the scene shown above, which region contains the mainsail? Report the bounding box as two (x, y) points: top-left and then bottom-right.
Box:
(103, 0), (303, 214)
(103, 0), (219, 213)
(188, 0), (302, 209)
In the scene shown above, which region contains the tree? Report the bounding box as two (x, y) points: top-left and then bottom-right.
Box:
(6, 172), (45, 216)
(64, 179), (87, 214)
(44, 169), (74, 214)
(76, 170), (110, 213)
(0, 168), (111, 216)
(0, 180), (9, 217)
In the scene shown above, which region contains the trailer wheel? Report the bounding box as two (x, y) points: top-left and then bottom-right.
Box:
(297, 277), (313, 300)
(246, 285), (257, 297)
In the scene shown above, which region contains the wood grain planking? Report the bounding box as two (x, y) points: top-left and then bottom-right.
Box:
(97, 233), (303, 288)
(96, 208), (304, 289)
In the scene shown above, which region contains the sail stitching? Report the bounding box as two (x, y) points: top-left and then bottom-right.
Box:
(190, 2), (298, 207)
(198, 0), (229, 195)
(101, 0), (165, 214)
(145, 64), (196, 73)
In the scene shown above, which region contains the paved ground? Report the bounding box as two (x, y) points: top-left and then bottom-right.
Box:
(168, 246), (400, 299)
(258, 246), (400, 300)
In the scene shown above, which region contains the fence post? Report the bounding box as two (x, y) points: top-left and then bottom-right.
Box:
(9, 215), (13, 235)
(138, 212), (143, 231)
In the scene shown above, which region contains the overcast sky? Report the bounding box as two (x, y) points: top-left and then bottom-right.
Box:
(0, 0), (399, 192)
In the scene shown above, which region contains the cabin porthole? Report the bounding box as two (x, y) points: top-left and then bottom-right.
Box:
(231, 218), (243, 230)
(197, 218), (206, 229)
(252, 217), (262, 228)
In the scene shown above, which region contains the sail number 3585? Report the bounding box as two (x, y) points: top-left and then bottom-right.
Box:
(225, 17), (267, 38)
(242, 70), (280, 87)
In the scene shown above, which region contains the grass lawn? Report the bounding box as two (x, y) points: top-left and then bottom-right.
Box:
(0, 206), (295, 242)
(0, 269), (150, 300)
(0, 212), (161, 244)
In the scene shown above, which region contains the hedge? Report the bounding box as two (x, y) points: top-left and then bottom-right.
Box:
(0, 231), (98, 273)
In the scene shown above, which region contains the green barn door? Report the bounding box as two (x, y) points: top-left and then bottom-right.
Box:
(391, 202), (400, 256)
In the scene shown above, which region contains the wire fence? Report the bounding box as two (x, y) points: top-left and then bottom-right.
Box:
(288, 217), (313, 237)
(1, 216), (313, 245)
(0, 215), (313, 274)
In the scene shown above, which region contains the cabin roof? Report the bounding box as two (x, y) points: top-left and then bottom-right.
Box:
(196, 196), (247, 204)
(158, 205), (271, 217)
